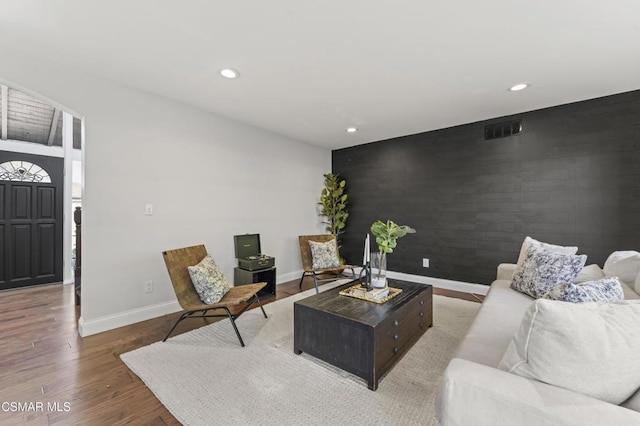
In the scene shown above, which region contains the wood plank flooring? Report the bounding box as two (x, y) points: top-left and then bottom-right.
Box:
(0, 277), (482, 425)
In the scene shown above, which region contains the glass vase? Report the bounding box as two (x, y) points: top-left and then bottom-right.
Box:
(371, 251), (387, 289)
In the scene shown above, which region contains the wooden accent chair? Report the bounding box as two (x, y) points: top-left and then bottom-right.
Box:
(162, 244), (267, 347)
(298, 234), (357, 293)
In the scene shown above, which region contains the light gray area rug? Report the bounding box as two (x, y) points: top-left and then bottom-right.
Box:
(121, 281), (480, 426)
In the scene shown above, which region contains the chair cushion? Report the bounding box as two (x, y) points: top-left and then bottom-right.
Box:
(542, 277), (624, 303)
(187, 255), (230, 304)
(510, 245), (586, 299)
(498, 299), (640, 405)
(308, 239), (340, 269)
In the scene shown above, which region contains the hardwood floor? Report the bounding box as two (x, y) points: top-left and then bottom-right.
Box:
(0, 277), (482, 425)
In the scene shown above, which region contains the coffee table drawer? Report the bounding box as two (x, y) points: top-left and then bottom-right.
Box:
(375, 290), (433, 370)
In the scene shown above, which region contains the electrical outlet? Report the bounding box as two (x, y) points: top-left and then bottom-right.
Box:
(422, 258), (429, 268)
(144, 280), (153, 293)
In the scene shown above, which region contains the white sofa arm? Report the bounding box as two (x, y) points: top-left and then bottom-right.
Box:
(437, 358), (640, 426)
(496, 263), (516, 281)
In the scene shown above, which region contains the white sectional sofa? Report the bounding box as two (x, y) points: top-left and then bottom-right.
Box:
(437, 262), (640, 426)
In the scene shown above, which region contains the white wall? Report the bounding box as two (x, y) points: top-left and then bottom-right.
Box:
(0, 48), (330, 336)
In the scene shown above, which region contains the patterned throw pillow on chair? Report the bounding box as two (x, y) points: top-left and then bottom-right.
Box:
(308, 239), (341, 269)
(510, 244), (587, 299)
(187, 254), (230, 304)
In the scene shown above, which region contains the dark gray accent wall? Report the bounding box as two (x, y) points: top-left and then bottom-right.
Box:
(333, 90), (640, 285)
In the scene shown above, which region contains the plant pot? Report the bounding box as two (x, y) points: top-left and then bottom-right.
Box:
(371, 251), (387, 289)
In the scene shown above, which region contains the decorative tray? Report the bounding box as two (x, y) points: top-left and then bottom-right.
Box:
(339, 284), (402, 304)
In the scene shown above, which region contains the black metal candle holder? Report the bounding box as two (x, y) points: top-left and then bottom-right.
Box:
(360, 262), (373, 291)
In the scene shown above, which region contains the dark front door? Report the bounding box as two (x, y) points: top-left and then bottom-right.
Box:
(0, 153), (63, 290)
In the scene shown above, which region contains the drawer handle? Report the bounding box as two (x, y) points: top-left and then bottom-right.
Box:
(420, 322), (424, 329)
(393, 333), (399, 340)
(420, 300), (425, 306)
(393, 347), (398, 354)
(394, 319), (399, 326)
(419, 312), (424, 317)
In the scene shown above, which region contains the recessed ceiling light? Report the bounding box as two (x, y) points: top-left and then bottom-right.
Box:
(220, 68), (240, 79)
(346, 127), (358, 133)
(509, 83), (529, 91)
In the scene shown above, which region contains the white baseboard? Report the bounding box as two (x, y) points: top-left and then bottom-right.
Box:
(387, 271), (489, 295)
(78, 269), (487, 337)
(277, 269), (304, 285)
(78, 270), (307, 337)
(78, 300), (181, 337)
(354, 267), (489, 295)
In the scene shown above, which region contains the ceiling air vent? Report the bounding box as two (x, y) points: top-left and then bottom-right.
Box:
(484, 120), (522, 140)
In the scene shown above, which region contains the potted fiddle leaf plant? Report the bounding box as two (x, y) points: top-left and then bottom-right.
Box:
(318, 172), (349, 244)
(370, 220), (416, 288)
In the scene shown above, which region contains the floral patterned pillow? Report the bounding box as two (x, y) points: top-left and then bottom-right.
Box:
(187, 254), (230, 304)
(543, 277), (624, 303)
(510, 244), (587, 299)
(308, 239), (340, 269)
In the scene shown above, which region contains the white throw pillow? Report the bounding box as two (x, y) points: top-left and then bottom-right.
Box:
(498, 299), (640, 404)
(603, 251), (640, 284)
(510, 244), (586, 299)
(516, 236), (578, 267)
(636, 270), (640, 295)
(574, 264), (605, 283)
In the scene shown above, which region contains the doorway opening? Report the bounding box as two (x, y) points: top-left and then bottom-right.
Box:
(0, 82), (83, 292)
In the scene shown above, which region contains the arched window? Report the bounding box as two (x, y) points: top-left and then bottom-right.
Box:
(0, 161), (52, 183)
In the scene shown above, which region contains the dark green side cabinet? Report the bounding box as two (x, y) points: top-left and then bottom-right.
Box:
(234, 267), (276, 296)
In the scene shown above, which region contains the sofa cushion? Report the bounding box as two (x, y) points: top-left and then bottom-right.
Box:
(498, 299), (640, 405)
(454, 280), (532, 367)
(624, 278), (640, 300)
(603, 251), (640, 284)
(542, 277), (624, 303)
(574, 264), (605, 283)
(622, 388), (640, 412)
(510, 245), (586, 299)
(439, 358), (640, 424)
(516, 236), (578, 267)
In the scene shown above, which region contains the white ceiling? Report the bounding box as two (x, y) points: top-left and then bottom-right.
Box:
(1, 1), (639, 149)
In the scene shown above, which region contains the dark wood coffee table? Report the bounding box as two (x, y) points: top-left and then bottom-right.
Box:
(293, 279), (433, 390)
